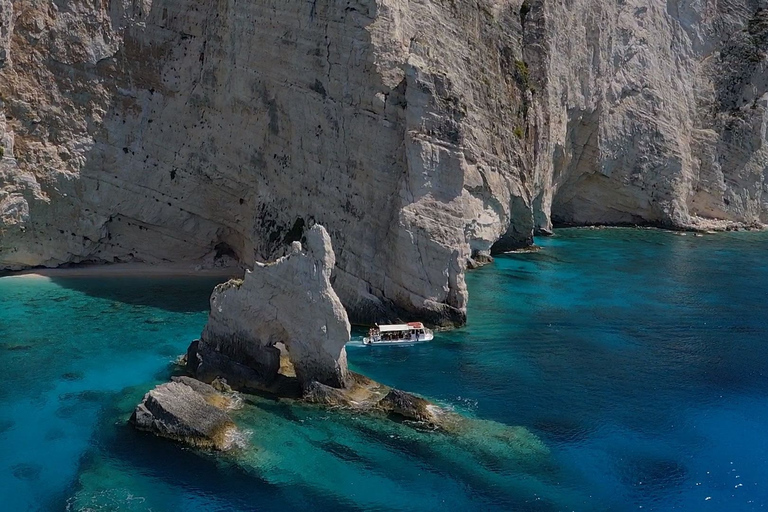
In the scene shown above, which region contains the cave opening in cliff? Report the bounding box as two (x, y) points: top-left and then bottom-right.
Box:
(282, 218), (306, 245)
(214, 242), (238, 261)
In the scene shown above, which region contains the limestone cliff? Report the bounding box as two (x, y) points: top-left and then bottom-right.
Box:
(526, 0), (768, 229)
(2, 0), (768, 325)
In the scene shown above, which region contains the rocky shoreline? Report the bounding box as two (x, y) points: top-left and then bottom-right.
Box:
(551, 220), (767, 234)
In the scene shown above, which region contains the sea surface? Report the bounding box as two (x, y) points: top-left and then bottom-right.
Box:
(1, 228), (768, 511)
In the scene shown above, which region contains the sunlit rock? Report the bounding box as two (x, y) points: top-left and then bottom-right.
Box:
(130, 377), (238, 451)
(189, 225), (350, 390)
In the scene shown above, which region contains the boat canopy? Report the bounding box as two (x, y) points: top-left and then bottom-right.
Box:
(377, 322), (424, 332)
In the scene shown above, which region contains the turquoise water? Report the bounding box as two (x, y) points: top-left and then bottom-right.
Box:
(2, 228), (768, 510)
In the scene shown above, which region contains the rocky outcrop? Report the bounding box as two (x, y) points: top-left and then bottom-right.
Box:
(136, 226), (458, 449)
(188, 224), (350, 390)
(303, 371), (389, 408)
(300, 372), (478, 432)
(2, 1), (768, 325)
(377, 388), (444, 425)
(184, 225), (453, 430)
(130, 376), (238, 450)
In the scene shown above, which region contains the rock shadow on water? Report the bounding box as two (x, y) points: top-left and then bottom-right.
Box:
(532, 416), (596, 445)
(223, 391), (565, 510)
(324, 410), (573, 511)
(64, 431), (264, 511)
(148, 364), (577, 509)
(47, 276), (226, 313)
(314, 439), (375, 468)
(12, 462), (42, 481)
(617, 453), (689, 500)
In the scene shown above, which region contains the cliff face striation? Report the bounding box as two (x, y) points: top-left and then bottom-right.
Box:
(527, 0), (768, 229)
(2, 0), (768, 325)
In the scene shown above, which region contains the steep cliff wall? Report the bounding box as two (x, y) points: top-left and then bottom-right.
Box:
(526, 0), (768, 228)
(1, 0), (767, 325)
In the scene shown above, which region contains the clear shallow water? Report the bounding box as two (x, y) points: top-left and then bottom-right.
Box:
(2, 228), (768, 511)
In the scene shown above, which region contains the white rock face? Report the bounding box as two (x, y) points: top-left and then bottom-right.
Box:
(1, 1), (768, 324)
(198, 224), (350, 389)
(526, 0), (768, 229)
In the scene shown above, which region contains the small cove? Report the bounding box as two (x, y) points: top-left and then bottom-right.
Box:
(1, 228), (767, 510)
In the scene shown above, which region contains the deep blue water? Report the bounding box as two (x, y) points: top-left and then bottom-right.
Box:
(1, 228), (768, 511)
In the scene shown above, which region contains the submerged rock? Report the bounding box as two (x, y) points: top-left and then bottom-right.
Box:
(130, 377), (237, 450)
(188, 224), (350, 390)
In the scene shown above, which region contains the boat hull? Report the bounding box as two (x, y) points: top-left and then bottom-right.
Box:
(362, 332), (434, 346)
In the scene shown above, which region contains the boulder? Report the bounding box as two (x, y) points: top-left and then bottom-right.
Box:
(302, 372), (391, 409)
(130, 377), (237, 450)
(467, 250), (494, 269)
(190, 225), (350, 390)
(377, 389), (443, 425)
(302, 381), (355, 408)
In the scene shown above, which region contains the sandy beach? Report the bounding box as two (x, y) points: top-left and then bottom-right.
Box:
(0, 262), (245, 280)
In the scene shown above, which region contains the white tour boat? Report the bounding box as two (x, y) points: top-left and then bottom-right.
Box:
(363, 322), (434, 346)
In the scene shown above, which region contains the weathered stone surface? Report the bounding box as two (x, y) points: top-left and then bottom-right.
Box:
(301, 371), (450, 426)
(302, 371), (390, 408)
(191, 224), (350, 389)
(377, 388), (443, 425)
(526, 0), (768, 231)
(467, 250), (494, 269)
(2, 0), (768, 326)
(130, 377), (237, 450)
(303, 380), (355, 408)
(187, 338), (282, 392)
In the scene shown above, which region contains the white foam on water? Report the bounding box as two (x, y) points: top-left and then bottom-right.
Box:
(223, 427), (252, 451)
(226, 392), (245, 411)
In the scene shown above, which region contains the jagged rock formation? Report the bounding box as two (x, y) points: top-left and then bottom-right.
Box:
(187, 223), (443, 427)
(2, 1), (768, 325)
(130, 376), (238, 450)
(188, 224), (350, 389)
